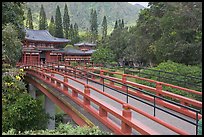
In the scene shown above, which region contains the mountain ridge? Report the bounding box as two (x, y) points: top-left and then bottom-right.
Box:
(26, 2), (144, 32)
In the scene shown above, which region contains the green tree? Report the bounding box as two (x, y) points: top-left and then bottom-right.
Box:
(73, 23), (80, 44)
(2, 2), (25, 40)
(2, 24), (23, 66)
(48, 16), (55, 36)
(91, 46), (115, 66)
(114, 20), (118, 29)
(55, 5), (64, 38)
(69, 24), (74, 44)
(101, 16), (107, 41)
(39, 4), (48, 30)
(63, 4), (70, 39)
(26, 8), (34, 29)
(89, 9), (98, 43)
(2, 71), (49, 132)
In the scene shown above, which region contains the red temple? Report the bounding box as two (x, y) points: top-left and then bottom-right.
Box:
(20, 29), (70, 64)
(19, 29), (96, 65)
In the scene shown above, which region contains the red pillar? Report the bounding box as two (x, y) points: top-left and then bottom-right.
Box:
(30, 53), (31, 65)
(23, 52), (26, 64)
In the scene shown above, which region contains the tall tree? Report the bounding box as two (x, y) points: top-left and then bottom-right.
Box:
(93, 10), (98, 43)
(89, 9), (98, 43)
(114, 20), (118, 30)
(69, 24), (74, 44)
(2, 2), (25, 65)
(73, 23), (80, 44)
(101, 16), (107, 41)
(26, 8), (34, 29)
(39, 4), (48, 30)
(63, 4), (70, 39)
(55, 5), (64, 38)
(2, 2), (25, 40)
(48, 16), (55, 36)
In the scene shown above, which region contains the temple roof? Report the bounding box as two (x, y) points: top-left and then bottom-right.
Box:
(25, 29), (70, 43)
(74, 42), (96, 47)
(53, 48), (96, 55)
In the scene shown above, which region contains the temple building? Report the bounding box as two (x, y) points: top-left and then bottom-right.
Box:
(57, 42), (96, 65)
(20, 29), (70, 64)
(19, 29), (96, 65)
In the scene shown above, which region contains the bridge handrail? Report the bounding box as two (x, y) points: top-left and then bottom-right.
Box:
(44, 62), (202, 110)
(20, 62), (201, 134)
(25, 66), (190, 135)
(87, 67), (202, 96)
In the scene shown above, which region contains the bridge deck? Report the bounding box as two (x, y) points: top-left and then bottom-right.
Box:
(45, 72), (196, 135)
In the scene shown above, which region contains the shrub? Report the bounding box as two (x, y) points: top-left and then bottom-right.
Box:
(2, 123), (111, 135)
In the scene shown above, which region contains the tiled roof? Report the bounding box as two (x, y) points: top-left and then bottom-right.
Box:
(74, 42), (96, 47)
(53, 48), (96, 55)
(25, 29), (70, 43)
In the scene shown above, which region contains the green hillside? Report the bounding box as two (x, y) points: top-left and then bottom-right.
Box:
(25, 2), (144, 33)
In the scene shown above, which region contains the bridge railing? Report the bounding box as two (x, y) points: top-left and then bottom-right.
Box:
(46, 62), (201, 134)
(25, 64), (193, 135)
(46, 62), (202, 117)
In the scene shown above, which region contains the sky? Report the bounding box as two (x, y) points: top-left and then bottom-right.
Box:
(128, 2), (149, 8)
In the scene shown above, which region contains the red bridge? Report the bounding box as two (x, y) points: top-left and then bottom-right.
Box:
(16, 61), (202, 135)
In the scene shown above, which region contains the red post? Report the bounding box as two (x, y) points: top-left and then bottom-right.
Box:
(24, 52), (26, 64)
(63, 76), (68, 92)
(99, 107), (107, 117)
(121, 104), (132, 134)
(156, 82), (162, 96)
(30, 53), (31, 65)
(83, 85), (90, 106)
(51, 71), (55, 84)
(100, 70), (104, 83)
(56, 81), (61, 88)
(72, 89), (78, 98)
(156, 82), (163, 104)
(110, 80), (114, 85)
(122, 74), (127, 90)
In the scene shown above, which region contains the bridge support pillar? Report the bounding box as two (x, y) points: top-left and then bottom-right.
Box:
(45, 95), (55, 130)
(29, 84), (36, 99)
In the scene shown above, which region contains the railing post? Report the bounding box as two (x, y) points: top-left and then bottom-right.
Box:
(83, 85), (90, 106)
(100, 70), (104, 83)
(63, 76), (68, 92)
(51, 71), (55, 84)
(122, 74), (127, 90)
(72, 89), (78, 98)
(99, 107), (107, 117)
(56, 81), (61, 88)
(110, 80), (114, 85)
(156, 82), (163, 104)
(121, 104), (132, 134)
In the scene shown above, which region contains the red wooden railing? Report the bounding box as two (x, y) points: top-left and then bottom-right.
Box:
(19, 63), (193, 135)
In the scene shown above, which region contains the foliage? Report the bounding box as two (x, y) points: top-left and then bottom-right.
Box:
(69, 23), (80, 45)
(70, 62), (78, 67)
(125, 60), (202, 101)
(55, 5), (64, 38)
(2, 68), (50, 132)
(108, 25), (129, 62)
(2, 123), (111, 135)
(101, 16), (107, 42)
(26, 8), (34, 29)
(2, 2), (25, 40)
(133, 2), (202, 66)
(26, 2), (143, 32)
(91, 46), (115, 66)
(39, 4), (48, 30)
(2, 23), (23, 66)
(48, 16), (55, 36)
(63, 4), (70, 39)
(90, 9), (98, 43)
